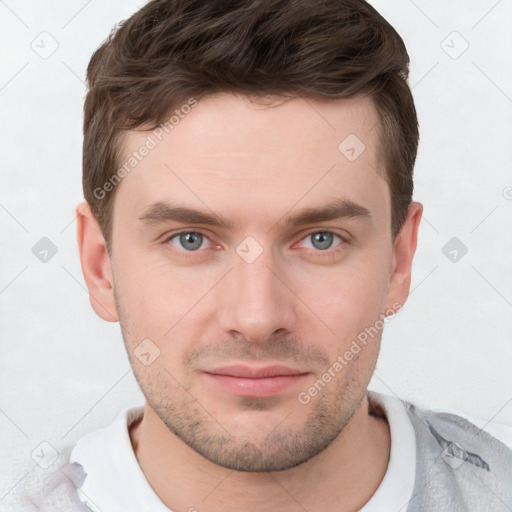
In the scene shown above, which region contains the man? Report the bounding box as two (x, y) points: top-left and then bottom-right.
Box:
(6, 0), (512, 510)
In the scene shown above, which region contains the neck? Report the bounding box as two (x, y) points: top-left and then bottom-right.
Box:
(129, 393), (390, 512)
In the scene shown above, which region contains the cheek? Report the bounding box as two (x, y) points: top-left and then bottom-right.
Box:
(113, 254), (218, 341)
(293, 255), (390, 346)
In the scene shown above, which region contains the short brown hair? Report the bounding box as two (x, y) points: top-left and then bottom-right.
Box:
(83, 0), (418, 250)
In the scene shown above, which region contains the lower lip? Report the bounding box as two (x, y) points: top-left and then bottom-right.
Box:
(203, 373), (309, 397)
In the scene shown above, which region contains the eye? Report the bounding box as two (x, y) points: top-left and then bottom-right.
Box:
(163, 229), (346, 257)
(298, 231), (344, 252)
(167, 231), (211, 252)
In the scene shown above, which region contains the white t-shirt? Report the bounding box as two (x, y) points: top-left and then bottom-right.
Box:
(68, 391), (512, 512)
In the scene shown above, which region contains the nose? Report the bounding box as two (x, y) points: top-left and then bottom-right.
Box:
(216, 242), (298, 344)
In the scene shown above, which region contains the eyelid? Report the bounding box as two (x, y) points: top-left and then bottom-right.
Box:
(298, 228), (348, 243)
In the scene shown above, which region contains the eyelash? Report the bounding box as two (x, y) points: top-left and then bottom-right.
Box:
(163, 229), (347, 259)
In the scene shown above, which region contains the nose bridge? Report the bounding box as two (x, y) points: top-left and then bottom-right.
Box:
(234, 238), (283, 309)
(216, 237), (296, 341)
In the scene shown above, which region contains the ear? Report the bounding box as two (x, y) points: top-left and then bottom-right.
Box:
(76, 201), (119, 322)
(385, 202), (423, 313)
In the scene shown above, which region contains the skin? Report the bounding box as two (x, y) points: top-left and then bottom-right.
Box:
(76, 93), (422, 512)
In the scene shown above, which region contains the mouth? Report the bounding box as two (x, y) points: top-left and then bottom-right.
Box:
(202, 364), (310, 397)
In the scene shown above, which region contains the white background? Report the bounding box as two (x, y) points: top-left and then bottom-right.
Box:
(1, 0), (511, 495)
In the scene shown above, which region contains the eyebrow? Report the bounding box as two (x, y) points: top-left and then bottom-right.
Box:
(138, 198), (372, 231)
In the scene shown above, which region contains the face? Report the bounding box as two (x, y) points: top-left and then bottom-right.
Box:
(80, 93), (420, 472)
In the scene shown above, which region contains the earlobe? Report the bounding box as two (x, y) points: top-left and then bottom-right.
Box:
(76, 200), (119, 322)
(385, 202), (423, 313)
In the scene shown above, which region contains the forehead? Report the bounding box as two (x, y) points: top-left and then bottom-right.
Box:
(113, 93), (389, 231)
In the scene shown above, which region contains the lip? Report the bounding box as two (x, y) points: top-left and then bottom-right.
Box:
(202, 365), (309, 397)
(206, 364), (306, 378)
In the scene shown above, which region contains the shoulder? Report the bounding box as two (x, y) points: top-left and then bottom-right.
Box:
(402, 399), (512, 511)
(1, 444), (92, 512)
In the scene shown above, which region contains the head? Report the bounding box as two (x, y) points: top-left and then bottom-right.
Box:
(77, 0), (422, 472)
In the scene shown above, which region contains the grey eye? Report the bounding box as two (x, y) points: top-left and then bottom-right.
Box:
(170, 232), (207, 251)
(302, 232), (342, 251)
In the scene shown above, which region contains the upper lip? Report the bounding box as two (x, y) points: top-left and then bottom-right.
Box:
(205, 365), (307, 378)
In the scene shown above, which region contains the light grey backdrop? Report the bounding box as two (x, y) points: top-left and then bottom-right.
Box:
(1, 0), (511, 496)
